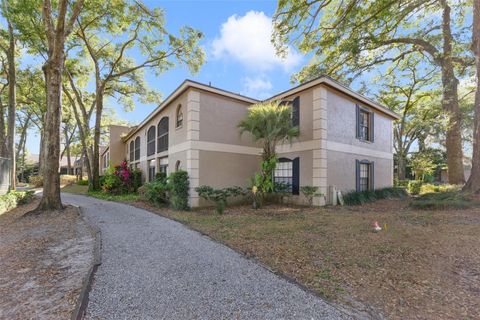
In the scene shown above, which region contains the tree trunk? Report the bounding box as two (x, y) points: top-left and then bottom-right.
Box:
(397, 153), (407, 181)
(441, 2), (465, 184)
(38, 58), (64, 210)
(91, 88), (103, 191)
(6, 20), (16, 190)
(463, 0), (480, 193)
(38, 128), (44, 175)
(0, 101), (6, 157)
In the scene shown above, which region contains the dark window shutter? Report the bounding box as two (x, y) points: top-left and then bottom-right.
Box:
(292, 96), (300, 127)
(355, 105), (360, 139)
(370, 112), (375, 142)
(355, 159), (360, 192)
(370, 161), (375, 190)
(292, 157), (300, 195)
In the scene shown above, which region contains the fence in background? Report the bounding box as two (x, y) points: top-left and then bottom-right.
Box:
(0, 157), (11, 195)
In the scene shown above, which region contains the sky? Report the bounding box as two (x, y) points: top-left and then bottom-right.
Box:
(24, 0), (314, 154)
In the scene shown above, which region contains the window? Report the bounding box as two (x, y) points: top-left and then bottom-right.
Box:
(158, 157), (168, 175)
(103, 152), (109, 168)
(157, 117), (169, 152)
(148, 160), (156, 182)
(134, 136), (140, 161)
(129, 141), (134, 162)
(175, 160), (181, 171)
(147, 126), (156, 156)
(274, 157), (300, 195)
(356, 160), (374, 192)
(280, 97), (300, 127)
(176, 104), (183, 128)
(356, 105), (374, 142)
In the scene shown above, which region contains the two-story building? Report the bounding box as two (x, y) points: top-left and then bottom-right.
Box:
(109, 76), (399, 207)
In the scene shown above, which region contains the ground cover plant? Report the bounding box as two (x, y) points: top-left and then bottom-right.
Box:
(342, 187), (407, 205)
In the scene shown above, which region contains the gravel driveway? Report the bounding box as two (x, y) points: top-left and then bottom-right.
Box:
(62, 193), (352, 320)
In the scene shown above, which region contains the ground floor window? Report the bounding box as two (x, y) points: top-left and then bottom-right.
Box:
(158, 157), (168, 176)
(356, 160), (374, 192)
(274, 157), (300, 195)
(148, 160), (156, 182)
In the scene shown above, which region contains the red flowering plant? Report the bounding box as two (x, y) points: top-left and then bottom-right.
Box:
(102, 160), (134, 194)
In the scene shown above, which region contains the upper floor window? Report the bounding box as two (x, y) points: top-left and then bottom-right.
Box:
(356, 105), (374, 142)
(157, 117), (169, 152)
(356, 160), (374, 192)
(176, 104), (183, 128)
(129, 141), (134, 162)
(147, 126), (156, 156)
(134, 136), (140, 161)
(280, 97), (300, 128)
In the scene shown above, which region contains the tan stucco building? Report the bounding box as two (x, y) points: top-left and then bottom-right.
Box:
(107, 77), (399, 207)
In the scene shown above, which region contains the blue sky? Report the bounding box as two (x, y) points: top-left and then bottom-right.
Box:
(25, 0), (312, 154)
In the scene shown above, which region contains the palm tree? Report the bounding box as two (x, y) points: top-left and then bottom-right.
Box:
(238, 101), (299, 162)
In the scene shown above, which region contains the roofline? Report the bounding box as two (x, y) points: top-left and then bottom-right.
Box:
(123, 80), (259, 141)
(265, 75), (400, 120)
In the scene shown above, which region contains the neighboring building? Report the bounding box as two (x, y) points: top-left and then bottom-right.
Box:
(100, 125), (131, 174)
(106, 76), (399, 207)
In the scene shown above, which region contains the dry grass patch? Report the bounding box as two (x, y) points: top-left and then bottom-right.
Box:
(0, 198), (95, 319)
(131, 199), (480, 320)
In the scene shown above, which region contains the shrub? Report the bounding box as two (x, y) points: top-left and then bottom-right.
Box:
(407, 180), (423, 195)
(29, 175), (43, 187)
(141, 179), (170, 207)
(411, 191), (480, 210)
(132, 169), (143, 191)
(420, 183), (460, 195)
(169, 170), (189, 210)
(102, 161), (136, 194)
(195, 185), (246, 214)
(0, 190), (34, 215)
(77, 179), (89, 186)
(343, 187), (407, 206)
(60, 175), (77, 185)
(300, 186), (324, 206)
(274, 182), (291, 204)
(394, 179), (409, 188)
(155, 172), (168, 183)
(99, 175), (105, 187)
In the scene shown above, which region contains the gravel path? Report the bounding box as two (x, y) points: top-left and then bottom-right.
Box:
(62, 193), (352, 320)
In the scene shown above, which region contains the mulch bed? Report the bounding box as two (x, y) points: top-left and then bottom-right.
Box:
(0, 198), (95, 319)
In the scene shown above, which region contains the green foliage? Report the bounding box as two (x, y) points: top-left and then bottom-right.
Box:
(0, 190), (34, 215)
(238, 102), (299, 161)
(342, 188), (407, 206)
(28, 175), (43, 187)
(77, 179), (89, 186)
(407, 181), (423, 195)
(169, 170), (189, 210)
(410, 148), (446, 181)
(195, 185), (246, 214)
(155, 172), (168, 183)
(132, 169), (143, 192)
(394, 179), (409, 188)
(300, 186), (324, 206)
(141, 179), (170, 208)
(420, 184), (460, 195)
(411, 191), (479, 210)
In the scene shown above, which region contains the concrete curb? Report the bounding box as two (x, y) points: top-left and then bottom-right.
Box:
(71, 205), (102, 320)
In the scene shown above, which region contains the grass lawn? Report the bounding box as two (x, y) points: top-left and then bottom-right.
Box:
(61, 184), (141, 202)
(61, 183), (480, 319)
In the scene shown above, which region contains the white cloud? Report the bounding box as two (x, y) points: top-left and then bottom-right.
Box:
(212, 11), (302, 72)
(242, 76), (273, 99)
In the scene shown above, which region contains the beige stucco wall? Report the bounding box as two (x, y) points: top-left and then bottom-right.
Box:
(327, 150), (393, 192)
(199, 90), (258, 147)
(326, 87), (392, 153)
(109, 125), (130, 166)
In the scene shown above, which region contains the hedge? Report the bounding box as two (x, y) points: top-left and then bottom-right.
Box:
(0, 190), (35, 215)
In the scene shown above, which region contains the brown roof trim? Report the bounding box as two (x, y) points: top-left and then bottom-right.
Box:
(123, 80), (259, 141)
(265, 75), (400, 120)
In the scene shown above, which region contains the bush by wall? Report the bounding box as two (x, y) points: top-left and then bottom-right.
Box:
(132, 169), (143, 192)
(195, 185), (246, 214)
(102, 161), (138, 194)
(139, 179), (170, 207)
(407, 180), (423, 195)
(60, 175), (77, 186)
(29, 175), (43, 187)
(0, 190), (34, 215)
(169, 170), (189, 210)
(342, 187), (407, 206)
